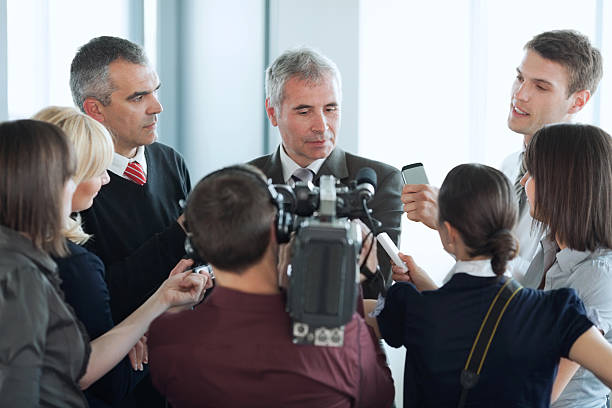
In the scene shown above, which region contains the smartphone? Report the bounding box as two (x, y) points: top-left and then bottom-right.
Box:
(401, 163), (429, 185)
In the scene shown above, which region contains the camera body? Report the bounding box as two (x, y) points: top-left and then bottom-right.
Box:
(288, 217), (361, 346)
(279, 174), (374, 347)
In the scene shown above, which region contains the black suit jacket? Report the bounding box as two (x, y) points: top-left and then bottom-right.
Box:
(249, 146), (403, 298)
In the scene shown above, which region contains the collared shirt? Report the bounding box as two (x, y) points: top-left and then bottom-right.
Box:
(442, 258), (501, 284)
(108, 145), (148, 180)
(547, 246), (612, 408)
(500, 150), (544, 281)
(524, 237), (612, 333)
(524, 237), (612, 408)
(148, 285), (394, 408)
(279, 144), (325, 184)
(521, 237), (559, 289)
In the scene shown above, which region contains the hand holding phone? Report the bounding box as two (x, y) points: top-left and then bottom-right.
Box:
(401, 163), (429, 185)
(401, 163), (439, 230)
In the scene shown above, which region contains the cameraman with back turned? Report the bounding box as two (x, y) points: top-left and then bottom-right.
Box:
(147, 165), (394, 408)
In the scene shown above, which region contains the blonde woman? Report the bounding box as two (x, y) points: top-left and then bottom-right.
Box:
(33, 107), (212, 408)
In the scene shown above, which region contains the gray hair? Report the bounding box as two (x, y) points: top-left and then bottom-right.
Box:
(265, 47), (342, 110)
(70, 36), (149, 112)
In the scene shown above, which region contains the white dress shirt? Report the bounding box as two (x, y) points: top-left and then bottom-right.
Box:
(500, 150), (543, 281)
(108, 145), (148, 180)
(441, 259), (503, 284)
(279, 145), (325, 184)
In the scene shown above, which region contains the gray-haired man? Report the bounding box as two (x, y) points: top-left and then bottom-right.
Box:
(70, 36), (190, 408)
(249, 47), (403, 299)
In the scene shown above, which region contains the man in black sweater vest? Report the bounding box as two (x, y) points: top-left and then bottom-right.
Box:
(70, 36), (190, 408)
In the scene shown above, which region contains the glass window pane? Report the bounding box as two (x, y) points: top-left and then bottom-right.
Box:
(360, 0), (603, 285)
(482, 0), (598, 170)
(360, 0), (472, 284)
(7, 0), (130, 119)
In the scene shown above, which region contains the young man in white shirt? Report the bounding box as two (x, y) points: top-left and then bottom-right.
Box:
(402, 29), (602, 278)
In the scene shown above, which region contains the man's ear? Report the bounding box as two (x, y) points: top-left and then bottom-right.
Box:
(83, 97), (106, 123)
(568, 89), (591, 114)
(265, 98), (278, 127)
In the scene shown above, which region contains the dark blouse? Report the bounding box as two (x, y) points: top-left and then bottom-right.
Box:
(54, 240), (145, 408)
(377, 274), (593, 408)
(0, 225), (89, 407)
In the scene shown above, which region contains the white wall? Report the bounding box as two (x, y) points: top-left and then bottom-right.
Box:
(173, 0), (362, 183)
(267, 0), (360, 155)
(176, 0), (267, 183)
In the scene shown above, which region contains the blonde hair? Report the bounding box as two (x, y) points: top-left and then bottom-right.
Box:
(33, 106), (114, 244)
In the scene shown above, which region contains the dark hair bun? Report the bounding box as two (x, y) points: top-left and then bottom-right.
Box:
(439, 164), (519, 275)
(489, 229), (519, 275)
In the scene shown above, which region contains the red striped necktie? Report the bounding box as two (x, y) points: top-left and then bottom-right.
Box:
(124, 161), (146, 185)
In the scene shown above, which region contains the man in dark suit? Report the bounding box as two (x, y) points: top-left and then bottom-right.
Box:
(249, 47), (402, 298)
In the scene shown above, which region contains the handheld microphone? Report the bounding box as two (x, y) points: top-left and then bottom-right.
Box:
(355, 167), (377, 203)
(355, 167), (380, 234)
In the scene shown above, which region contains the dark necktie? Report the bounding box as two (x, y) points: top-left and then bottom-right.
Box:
(515, 151), (527, 215)
(291, 168), (314, 185)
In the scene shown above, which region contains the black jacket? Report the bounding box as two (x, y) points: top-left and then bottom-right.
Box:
(0, 225), (90, 407)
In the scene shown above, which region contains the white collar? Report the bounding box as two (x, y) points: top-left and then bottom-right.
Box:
(279, 144), (325, 184)
(442, 259), (506, 284)
(109, 145), (148, 178)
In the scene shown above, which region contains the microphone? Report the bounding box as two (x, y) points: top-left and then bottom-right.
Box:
(355, 167), (377, 203)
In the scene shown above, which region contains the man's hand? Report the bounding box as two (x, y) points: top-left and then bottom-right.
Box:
(402, 184), (439, 230)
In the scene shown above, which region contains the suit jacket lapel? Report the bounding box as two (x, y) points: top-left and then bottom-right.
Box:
(262, 147), (285, 184)
(315, 147), (349, 183)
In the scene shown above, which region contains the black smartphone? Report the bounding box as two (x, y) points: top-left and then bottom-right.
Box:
(401, 163), (429, 185)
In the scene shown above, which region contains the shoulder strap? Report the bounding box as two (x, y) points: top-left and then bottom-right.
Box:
(457, 278), (523, 408)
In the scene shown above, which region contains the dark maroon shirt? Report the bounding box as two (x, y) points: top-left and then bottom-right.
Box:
(148, 286), (394, 408)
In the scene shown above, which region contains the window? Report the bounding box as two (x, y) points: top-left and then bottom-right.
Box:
(360, 0), (608, 283)
(7, 0), (130, 119)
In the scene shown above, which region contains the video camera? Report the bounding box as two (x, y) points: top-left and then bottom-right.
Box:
(275, 167), (378, 347)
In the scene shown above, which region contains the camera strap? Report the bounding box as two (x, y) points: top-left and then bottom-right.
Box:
(457, 277), (523, 408)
